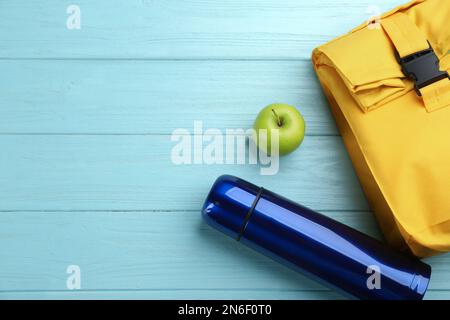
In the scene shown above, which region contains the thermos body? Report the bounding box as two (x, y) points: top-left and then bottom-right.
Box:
(202, 175), (431, 300)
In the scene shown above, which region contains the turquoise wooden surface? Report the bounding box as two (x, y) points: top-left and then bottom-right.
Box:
(0, 0), (449, 300)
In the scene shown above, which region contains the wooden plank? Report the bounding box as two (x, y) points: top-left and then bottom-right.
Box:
(0, 289), (447, 300)
(0, 0), (403, 59)
(0, 290), (345, 300)
(0, 60), (336, 135)
(0, 135), (368, 211)
(3, 0), (446, 301)
(0, 211), (448, 296)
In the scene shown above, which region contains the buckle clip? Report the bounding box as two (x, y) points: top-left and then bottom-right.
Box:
(396, 43), (450, 96)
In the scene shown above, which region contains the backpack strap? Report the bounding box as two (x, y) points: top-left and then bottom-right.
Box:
(382, 13), (450, 112)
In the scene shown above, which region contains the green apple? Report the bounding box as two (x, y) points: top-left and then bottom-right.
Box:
(253, 103), (305, 156)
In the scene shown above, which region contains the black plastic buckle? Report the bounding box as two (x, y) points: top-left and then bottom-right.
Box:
(396, 43), (450, 96)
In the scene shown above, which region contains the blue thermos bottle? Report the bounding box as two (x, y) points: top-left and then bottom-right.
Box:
(202, 175), (431, 300)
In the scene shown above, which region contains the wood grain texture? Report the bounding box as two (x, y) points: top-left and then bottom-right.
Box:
(0, 0), (403, 59)
(0, 290), (347, 300)
(2, 290), (450, 300)
(0, 211), (448, 299)
(0, 60), (336, 135)
(0, 211), (378, 292)
(1, 0), (449, 300)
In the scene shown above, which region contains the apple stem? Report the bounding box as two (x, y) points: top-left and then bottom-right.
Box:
(272, 109), (282, 127)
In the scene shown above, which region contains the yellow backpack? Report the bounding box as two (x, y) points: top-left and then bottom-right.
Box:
(313, 0), (450, 257)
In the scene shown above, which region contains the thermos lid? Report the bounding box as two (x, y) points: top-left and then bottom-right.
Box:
(202, 175), (261, 239)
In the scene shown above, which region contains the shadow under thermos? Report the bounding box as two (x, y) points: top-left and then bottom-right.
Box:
(201, 175), (431, 300)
